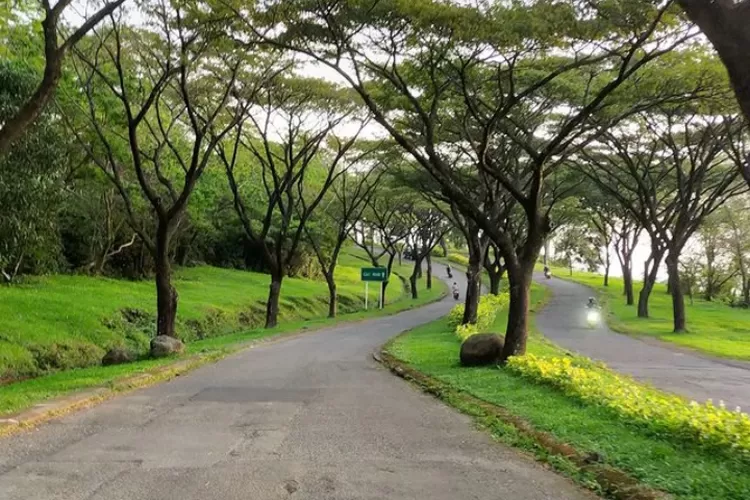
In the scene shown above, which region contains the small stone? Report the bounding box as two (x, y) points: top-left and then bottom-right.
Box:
(102, 347), (134, 366)
(460, 333), (505, 367)
(150, 335), (185, 358)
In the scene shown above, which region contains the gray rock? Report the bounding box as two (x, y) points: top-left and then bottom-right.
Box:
(150, 335), (185, 358)
(102, 347), (134, 366)
(460, 333), (504, 367)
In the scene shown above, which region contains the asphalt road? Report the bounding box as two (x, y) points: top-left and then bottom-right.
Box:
(0, 269), (590, 500)
(536, 273), (750, 411)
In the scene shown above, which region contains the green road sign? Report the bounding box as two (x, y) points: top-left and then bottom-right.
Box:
(361, 267), (388, 282)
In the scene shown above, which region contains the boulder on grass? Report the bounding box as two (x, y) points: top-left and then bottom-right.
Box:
(150, 335), (184, 358)
(102, 347), (133, 366)
(460, 333), (504, 367)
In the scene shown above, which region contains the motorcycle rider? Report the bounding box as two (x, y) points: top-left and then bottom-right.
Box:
(543, 265), (551, 279)
(452, 282), (460, 300)
(446, 264), (453, 278)
(587, 297), (597, 309)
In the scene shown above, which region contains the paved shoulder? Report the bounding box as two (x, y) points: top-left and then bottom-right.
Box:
(535, 273), (750, 411)
(0, 271), (591, 500)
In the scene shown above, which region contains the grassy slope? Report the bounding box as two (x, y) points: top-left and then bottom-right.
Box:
(549, 265), (750, 361)
(0, 248), (438, 379)
(0, 251), (446, 415)
(387, 285), (750, 500)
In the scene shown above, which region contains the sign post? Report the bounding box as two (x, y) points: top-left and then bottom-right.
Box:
(361, 267), (388, 310)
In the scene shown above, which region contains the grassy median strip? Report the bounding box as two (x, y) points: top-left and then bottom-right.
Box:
(1, 274), (446, 419)
(385, 303), (750, 499)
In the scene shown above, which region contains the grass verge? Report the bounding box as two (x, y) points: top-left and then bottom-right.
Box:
(548, 265), (750, 362)
(0, 263), (446, 418)
(384, 290), (750, 500)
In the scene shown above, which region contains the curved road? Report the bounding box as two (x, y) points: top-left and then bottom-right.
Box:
(536, 273), (750, 411)
(0, 270), (591, 500)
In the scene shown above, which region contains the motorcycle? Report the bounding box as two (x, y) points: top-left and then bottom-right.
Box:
(446, 268), (453, 279)
(586, 307), (601, 328)
(453, 290), (460, 301)
(544, 270), (552, 279)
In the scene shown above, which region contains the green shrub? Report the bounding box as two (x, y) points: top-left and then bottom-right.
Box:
(449, 293), (509, 340)
(507, 354), (750, 461)
(27, 341), (104, 372)
(0, 341), (38, 379)
(447, 254), (470, 267)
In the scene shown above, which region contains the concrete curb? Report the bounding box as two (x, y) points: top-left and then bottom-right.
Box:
(375, 349), (671, 500)
(0, 357), (208, 439)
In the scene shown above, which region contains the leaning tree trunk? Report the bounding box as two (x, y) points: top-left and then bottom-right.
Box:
(666, 256), (687, 333)
(265, 269), (283, 328)
(426, 253), (433, 290)
(500, 263), (533, 363)
(463, 253), (482, 325)
(638, 251), (664, 318)
(155, 222), (178, 338)
(326, 273), (337, 318)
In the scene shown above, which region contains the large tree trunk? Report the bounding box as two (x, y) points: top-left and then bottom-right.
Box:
(265, 271), (283, 328)
(155, 222), (178, 338)
(410, 257), (421, 299)
(488, 269), (503, 295)
(381, 252), (396, 307)
(603, 247), (611, 287)
(666, 255), (687, 333)
(326, 273), (337, 318)
(501, 263), (533, 362)
(426, 253), (433, 290)
(463, 251), (483, 325)
(623, 264), (634, 306)
(638, 250), (664, 318)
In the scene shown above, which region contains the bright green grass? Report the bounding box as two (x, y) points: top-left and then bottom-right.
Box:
(0, 248), (438, 379)
(387, 294), (750, 499)
(548, 265), (750, 361)
(0, 253), (446, 415)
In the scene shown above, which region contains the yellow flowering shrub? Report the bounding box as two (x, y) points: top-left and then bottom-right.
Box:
(448, 293), (509, 341)
(507, 354), (750, 459)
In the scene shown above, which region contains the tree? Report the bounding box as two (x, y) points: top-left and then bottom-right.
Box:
(239, 0), (693, 361)
(721, 199), (750, 306)
(67, 3), (246, 339)
(611, 216), (643, 306)
(219, 76), (364, 328)
(484, 243), (504, 296)
(554, 225), (600, 276)
(678, 1), (750, 158)
(354, 185), (412, 304)
(697, 214), (737, 301)
(0, 60), (67, 281)
(581, 107), (747, 332)
(305, 162), (383, 317)
(405, 206), (449, 299)
(0, 0), (127, 155)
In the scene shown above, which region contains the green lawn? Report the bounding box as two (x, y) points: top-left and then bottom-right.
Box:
(387, 291), (750, 499)
(0, 248), (442, 381)
(549, 265), (750, 361)
(0, 250), (446, 415)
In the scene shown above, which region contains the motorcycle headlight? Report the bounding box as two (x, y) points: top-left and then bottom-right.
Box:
(587, 310), (600, 322)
